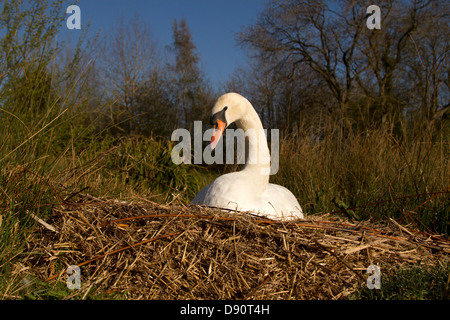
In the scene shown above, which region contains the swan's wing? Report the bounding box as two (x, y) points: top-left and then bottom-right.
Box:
(191, 173), (242, 207)
(191, 184), (211, 205)
(262, 184), (304, 219)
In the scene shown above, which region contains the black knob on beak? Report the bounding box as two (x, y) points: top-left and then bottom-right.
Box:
(210, 106), (227, 126)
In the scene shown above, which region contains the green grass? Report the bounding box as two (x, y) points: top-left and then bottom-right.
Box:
(4, 276), (127, 300)
(352, 263), (449, 300)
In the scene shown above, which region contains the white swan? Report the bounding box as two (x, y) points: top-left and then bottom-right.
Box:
(191, 92), (304, 221)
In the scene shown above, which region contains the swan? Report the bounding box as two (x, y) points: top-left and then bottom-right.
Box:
(191, 92), (304, 221)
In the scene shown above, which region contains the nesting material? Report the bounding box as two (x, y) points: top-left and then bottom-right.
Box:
(25, 195), (449, 299)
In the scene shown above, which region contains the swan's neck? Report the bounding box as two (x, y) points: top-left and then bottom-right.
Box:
(235, 104), (271, 184)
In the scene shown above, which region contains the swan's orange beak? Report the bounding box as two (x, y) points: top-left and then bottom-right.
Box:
(210, 119), (226, 150)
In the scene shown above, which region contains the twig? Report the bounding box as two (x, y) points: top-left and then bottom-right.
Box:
(27, 210), (58, 233)
(242, 271), (274, 300)
(389, 218), (415, 237)
(63, 187), (90, 202)
(410, 185), (450, 213)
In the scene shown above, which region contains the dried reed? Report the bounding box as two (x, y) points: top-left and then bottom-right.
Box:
(22, 195), (449, 299)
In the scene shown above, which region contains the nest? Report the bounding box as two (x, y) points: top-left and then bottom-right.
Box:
(23, 195), (449, 299)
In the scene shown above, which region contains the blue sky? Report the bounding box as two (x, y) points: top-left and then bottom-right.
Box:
(64, 0), (267, 88)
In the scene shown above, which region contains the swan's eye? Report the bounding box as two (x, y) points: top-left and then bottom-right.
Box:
(224, 106), (228, 111)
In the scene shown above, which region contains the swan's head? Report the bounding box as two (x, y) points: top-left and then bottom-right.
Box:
(209, 92), (250, 149)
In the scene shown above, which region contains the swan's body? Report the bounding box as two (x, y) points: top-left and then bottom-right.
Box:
(191, 93), (304, 221)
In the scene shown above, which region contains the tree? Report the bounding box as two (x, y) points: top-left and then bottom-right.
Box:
(225, 51), (327, 132)
(0, 0), (65, 118)
(237, 0), (366, 118)
(132, 68), (176, 138)
(355, 0), (441, 127)
(398, 1), (450, 124)
(168, 18), (212, 130)
(98, 15), (158, 135)
(236, 0), (449, 131)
